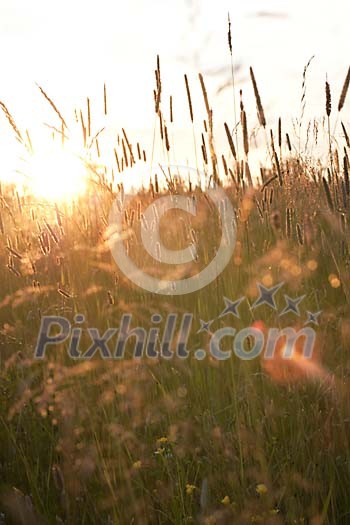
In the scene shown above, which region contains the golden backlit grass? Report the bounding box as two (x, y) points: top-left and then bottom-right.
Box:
(0, 60), (350, 524)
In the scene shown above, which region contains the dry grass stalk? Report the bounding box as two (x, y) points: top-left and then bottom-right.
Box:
(322, 176), (334, 211)
(201, 134), (208, 164)
(270, 129), (276, 154)
(341, 122), (350, 148)
(7, 262), (21, 277)
(241, 110), (249, 157)
(155, 55), (162, 114)
(198, 73), (210, 117)
(55, 204), (62, 228)
(25, 129), (33, 152)
(245, 161), (253, 186)
(300, 56), (315, 122)
(6, 246), (22, 259)
(164, 124), (170, 152)
(103, 83), (108, 115)
(44, 219), (59, 244)
(341, 180), (347, 209)
(224, 122), (237, 160)
(286, 207), (292, 237)
(80, 110), (86, 147)
(16, 192), (22, 214)
(274, 151), (283, 186)
(227, 13), (232, 54)
(36, 84), (67, 128)
(114, 149), (121, 173)
(184, 74), (193, 122)
(198, 73), (218, 182)
(122, 128), (135, 164)
(261, 175), (278, 191)
(326, 81), (332, 117)
(0, 102), (23, 143)
(87, 97), (91, 137)
(326, 80), (333, 170)
(296, 223), (304, 245)
(58, 287), (72, 299)
(344, 156), (350, 195)
(137, 142), (141, 160)
(121, 139), (129, 168)
(170, 95), (173, 123)
(159, 112), (164, 141)
(338, 66), (350, 112)
(250, 67), (266, 127)
(222, 155), (228, 176)
(278, 117), (282, 150)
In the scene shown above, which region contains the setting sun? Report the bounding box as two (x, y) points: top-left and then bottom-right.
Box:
(25, 146), (88, 201)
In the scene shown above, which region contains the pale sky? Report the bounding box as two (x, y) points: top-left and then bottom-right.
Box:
(0, 0), (349, 192)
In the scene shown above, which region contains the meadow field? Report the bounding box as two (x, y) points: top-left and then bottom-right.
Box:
(0, 53), (350, 525)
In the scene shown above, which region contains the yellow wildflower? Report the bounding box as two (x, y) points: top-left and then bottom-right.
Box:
(256, 483), (268, 495)
(221, 495), (230, 505)
(186, 484), (196, 495)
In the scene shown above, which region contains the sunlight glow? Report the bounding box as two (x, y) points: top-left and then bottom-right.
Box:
(26, 146), (87, 202)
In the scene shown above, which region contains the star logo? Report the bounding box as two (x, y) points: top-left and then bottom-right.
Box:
(251, 282), (284, 310)
(197, 319), (213, 334)
(279, 294), (306, 316)
(304, 310), (322, 326)
(219, 296), (245, 319)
